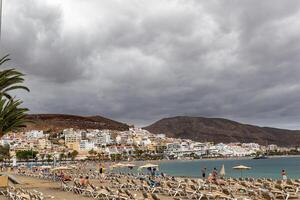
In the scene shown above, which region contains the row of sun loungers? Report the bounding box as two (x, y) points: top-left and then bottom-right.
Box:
(0, 186), (54, 200)
(15, 170), (300, 200)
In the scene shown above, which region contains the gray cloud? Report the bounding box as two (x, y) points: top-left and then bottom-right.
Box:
(1, 0), (300, 128)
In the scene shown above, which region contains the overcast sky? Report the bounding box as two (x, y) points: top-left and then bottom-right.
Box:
(1, 0), (300, 128)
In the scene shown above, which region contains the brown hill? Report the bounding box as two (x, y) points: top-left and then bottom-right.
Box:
(143, 116), (300, 147)
(24, 114), (129, 132)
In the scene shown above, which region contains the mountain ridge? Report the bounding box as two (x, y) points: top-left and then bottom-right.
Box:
(143, 116), (300, 146)
(23, 114), (130, 132)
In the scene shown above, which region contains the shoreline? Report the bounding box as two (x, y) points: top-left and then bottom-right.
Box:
(124, 154), (300, 165)
(13, 154), (300, 169)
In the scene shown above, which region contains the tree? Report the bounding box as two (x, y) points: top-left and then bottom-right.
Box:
(97, 152), (106, 161)
(0, 98), (29, 137)
(40, 153), (45, 164)
(46, 154), (52, 163)
(16, 150), (38, 161)
(70, 150), (78, 160)
(0, 144), (10, 164)
(59, 153), (65, 161)
(88, 149), (97, 155)
(67, 152), (71, 159)
(0, 55), (29, 100)
(0, 55), (30, 137)
(0, 144), (9, 158)
(88, 149), (97, 160)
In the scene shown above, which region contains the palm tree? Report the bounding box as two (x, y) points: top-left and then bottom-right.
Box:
(0, 97), (29, 137)
(0, 55), (30, 137)
(46, 154), (52, 164)
(40, 154), (45, 164)
(0, 55), (30, 100)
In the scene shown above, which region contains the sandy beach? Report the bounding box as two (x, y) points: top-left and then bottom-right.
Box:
(0, 162), (300, 200)
(4, 173), (175, 200)
(5, 175), (91, 200)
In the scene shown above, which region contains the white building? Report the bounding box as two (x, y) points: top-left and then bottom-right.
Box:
(64, 129), (82, 144)
(141, 138), (151, 146)
(156, 134), (166, 139)
(166, 143), (182, 152)
(95, 132), (111, 145)
(26, 130), (44, 139)
(267, 144), (278, 151)
(80, 140), (95, 150)
(115, 135), (122, 144)
(0, 138), (12, 146)
(129, 127), (149, 135)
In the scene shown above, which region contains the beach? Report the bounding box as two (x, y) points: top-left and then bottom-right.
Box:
(0, 156), (300, 200)
(4, 169), (300, 200)
(1, 156), (300, 199)
(1, 175), (91, 200)
(3, 173), (175, 200)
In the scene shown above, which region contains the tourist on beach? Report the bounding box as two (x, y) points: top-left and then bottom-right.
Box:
(79, 175), (85, 186)
(60, 171), (65, 180)
(281, 169), (287, 181)
(201, 167), (207, 179)
(207, 173), (213, 183)
(99, 166), (103, 176)
(84, 176), (91, 187)
(99, 166), (105, 183)
(151, 168), (156, 178)
(148, 177), (160, 187)
(212, 167), (218, 182)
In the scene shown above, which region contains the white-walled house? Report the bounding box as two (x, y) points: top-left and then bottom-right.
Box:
(26, 130), (44, 139)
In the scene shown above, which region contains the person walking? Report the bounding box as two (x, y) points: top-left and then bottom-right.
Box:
(212, 167), (218, 182)
(201, 167), (207, 179)
(99, 165), (104, 183)
(281, 169), (287, 181)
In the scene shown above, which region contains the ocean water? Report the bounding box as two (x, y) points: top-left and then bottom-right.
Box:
(157, 156), (300, 179)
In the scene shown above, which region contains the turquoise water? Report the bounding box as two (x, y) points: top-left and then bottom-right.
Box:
(157, 157), (300, 179)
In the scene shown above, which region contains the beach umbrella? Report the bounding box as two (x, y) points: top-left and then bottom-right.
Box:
(219, 164), (225, 177)
(138, 163), (159, 171)
(124, 163), (136, 173)
(111, 163), (127, 174)
(39, 166), (51, 169)
(50, 166), (72, 172)
(111, 163), (127, 168)
(18, 165), (27, 169)
(123, 163), (136, 168)
(233, 165), (251, 178)
(67, 165), (77, 169)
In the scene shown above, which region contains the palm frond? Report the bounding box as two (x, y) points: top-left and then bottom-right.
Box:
(0, 96), (30, 137)
(0, 55), (30, 100)
(0, 54), (10, 65)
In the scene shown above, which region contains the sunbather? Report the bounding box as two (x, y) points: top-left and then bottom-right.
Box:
(79, 175), (85, 186)
(84, 176), (91, 187)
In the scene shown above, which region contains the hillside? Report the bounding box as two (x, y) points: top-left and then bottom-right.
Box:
(24, 114), (129, 132)
(143, 116), (300, 146)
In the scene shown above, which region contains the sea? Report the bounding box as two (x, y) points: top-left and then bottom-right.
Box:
(156, 156), (300, 179)
(24, 156), (300, 180)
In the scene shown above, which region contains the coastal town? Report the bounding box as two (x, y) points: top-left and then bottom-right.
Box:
(2, 0), (300, 199)
(0, 127), (297, 163)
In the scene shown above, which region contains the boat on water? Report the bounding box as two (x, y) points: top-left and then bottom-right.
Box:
(253, 154), (268, 159)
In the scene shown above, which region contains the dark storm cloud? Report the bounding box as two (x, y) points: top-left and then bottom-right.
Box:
(1, 0), (300, 128)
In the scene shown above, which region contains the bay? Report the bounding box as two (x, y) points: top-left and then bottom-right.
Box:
(158, 156), (300, 179)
